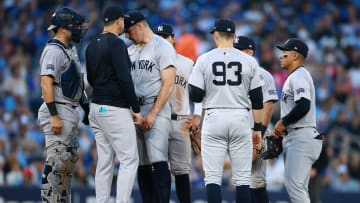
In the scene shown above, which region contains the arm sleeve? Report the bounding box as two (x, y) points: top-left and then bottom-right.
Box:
(249, 86), (263, 109)
(111, 39), (140, 113)
(189, 85), (205, 103)
(281, 97), (310, 126)
(85, 46), (94, 87)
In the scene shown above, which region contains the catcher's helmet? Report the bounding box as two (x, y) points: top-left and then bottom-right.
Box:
(48, 7), (86, 43)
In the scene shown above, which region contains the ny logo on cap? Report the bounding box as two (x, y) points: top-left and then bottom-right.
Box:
(227, 28), (231, 31)
(294, 46), (298, 50)
(157, 25), (163, 32)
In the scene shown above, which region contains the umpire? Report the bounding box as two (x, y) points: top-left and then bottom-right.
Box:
(85, 6), (142, 203)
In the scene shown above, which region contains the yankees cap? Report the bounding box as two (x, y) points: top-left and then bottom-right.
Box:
(124, 11), (146, 32)
(154, 24), (174, 37)
(233, 36), (256, 51)
(103, 6), (124, 23)
(210, 19), (235, 34)
(276, 38), (309, 58)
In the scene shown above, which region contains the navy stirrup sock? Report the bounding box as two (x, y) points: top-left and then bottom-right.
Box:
(137, 165), (158, 203)
(153, 161), (171, 203)
(206, 183), (222, 203)
(175, 174), (191, 203)
(250, 187), (269, 203)
(236, 185), (251, 203)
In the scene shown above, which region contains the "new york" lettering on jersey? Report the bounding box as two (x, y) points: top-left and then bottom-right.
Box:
(131, 60), (156, 72)
(175, 75), (187, 88)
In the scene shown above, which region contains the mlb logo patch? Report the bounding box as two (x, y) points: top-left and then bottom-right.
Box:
(268, 90), (276, 95)
(296, 88), (305, 94)
(46, 64), (54, 70)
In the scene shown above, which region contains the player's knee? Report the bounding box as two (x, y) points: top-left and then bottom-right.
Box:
(170, 164), (191, 176)
(204, 174), (223, 186)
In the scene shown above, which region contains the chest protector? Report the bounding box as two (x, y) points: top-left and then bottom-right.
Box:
(48, 40), (84, 102)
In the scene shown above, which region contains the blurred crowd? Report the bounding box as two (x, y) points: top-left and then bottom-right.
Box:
(1, 0), (360, 195)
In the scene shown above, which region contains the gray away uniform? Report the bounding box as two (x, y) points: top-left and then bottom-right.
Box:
(128, 35), (176, 165)
(169, 54), (194, 176)
(281, 67), (322, 203)
(251, 68), (278, 189)
(38, 40), (83, 202)
(189, 48), (263, 186)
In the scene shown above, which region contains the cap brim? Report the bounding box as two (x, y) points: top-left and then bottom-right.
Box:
(276, 45), (291, 51)
(210, 29), (215, 34)
(47, 25), (57, 31)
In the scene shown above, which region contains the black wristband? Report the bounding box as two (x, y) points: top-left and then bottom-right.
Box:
(261, 125), (267, 137)
(46, 102), (58, 116)
(253, 122), (262, 131)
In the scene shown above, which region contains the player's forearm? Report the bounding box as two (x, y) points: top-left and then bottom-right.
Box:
(252, 109), (263, 129)
(150, 82), (174, 115)
(262, 101), (274, 127)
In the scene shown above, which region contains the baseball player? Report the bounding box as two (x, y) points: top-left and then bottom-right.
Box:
(188, 19), (263, 203)
(125, 11), (176, 203)
(272, 38), (323, 203)
(234, 36), (278, 203)
(85, 6), (142, 203)
(154, 23), (195, 203)
(37, 7), (87, 202)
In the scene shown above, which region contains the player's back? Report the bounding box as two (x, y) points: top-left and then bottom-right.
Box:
(190, 48), (262, 110)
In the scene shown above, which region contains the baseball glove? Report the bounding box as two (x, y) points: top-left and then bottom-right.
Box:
(190, 128), (201, 156)
(261, 135), (283, 160)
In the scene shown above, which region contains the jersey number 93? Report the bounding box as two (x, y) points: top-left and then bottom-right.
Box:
(212, 61), (242, 86)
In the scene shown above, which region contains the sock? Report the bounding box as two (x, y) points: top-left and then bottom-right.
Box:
(250, 187), (269, 203)
(42, 165), (52, 184)
(206, 183), (221, 203)
(175, 174), (191, 203)
(137, 165), (158, 203)
(236, 185), (250, 203)
(153, 161), (171, 203)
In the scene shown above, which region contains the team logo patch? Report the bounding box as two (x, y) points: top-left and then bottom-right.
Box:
(46, 64), (54, 70)
(268, 89), (276, 95)
(296, 88), (305, 94)
(282, 92), (289, 103)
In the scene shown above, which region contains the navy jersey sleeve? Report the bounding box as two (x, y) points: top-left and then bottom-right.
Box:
(111, 38), (140, 113)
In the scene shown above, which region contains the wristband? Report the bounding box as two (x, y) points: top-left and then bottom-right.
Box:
(253, 122), (262, 131)
(46, 102), (58, 116)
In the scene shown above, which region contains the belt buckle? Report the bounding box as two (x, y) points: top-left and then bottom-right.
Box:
(138, 97), (145, 105)
(177, 115), (181, 120)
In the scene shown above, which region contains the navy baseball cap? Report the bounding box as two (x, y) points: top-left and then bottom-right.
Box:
(276, 38), (309, 58)
(124, 11), (146, 32)
(234, 36), (256, 51)
(210, 19), (235, 34)
(154, 24), (174, 37)
(103, 6), (124, 23)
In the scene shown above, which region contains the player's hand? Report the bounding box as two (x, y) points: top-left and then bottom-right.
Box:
(185, 114), (202, 130)
(141, 111), (157, 131)
(272, 120), (286, 138)
(132, 112), (143, 126)
(50, 115), (63, 134)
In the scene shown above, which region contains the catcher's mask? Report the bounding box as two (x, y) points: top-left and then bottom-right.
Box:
(48, 7), (87, 43)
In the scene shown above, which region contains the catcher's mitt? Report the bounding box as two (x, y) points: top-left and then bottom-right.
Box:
(261, 135), (283, 160)
(190, 128), (201, 156)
